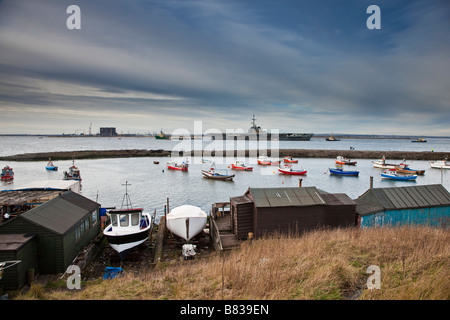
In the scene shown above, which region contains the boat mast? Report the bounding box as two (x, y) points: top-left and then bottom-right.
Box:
(120, 181), (133, 209)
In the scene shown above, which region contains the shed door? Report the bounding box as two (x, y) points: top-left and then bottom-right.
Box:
(38, 236), (57, 274)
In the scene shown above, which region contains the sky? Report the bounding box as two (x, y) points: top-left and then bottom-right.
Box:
(0, 0), (449, 136)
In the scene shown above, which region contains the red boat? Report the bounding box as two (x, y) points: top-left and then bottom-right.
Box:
(278, 165), (307, 175)
(283, 156), (298, 163)
(167, 161), (189, 171)
(1, 165), (14, 181)
(231, 161), (253, 171)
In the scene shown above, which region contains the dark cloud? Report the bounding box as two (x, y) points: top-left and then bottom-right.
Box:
(0, 0), (449, 135)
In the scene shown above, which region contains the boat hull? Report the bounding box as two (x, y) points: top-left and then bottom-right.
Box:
(166, 216), (207, 241)
(329, 168), (359, 176)
(202, 170), (235, 180)
(104, 229), (150, 254)
(45, 166), (58, 171)
(167, 165), (188, 171)
(278, 168), (307, 175)
(381, 173), (417, 181)
(231, 164), (253, 171)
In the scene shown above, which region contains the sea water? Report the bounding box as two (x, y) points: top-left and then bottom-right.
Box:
(0, 135), (449, 221)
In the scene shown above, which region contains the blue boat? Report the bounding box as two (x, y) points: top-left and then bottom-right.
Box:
(329, 168), (359, 176)
(45, 159), (58, 171)
(381, 171), (417, 181)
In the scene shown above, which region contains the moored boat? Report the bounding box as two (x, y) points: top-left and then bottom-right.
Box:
(103, 182), (153, 259)
(395, 163), (425, 175)
(155, 129), (169, 139)
(411, 137), (427, 143)
(166, 205), (207, 241)
(63, 161), (81, 181)
(381, 171), (417, 181)
(167, 161), (189, 171)
(45, 158), (58, 171)
(257, 156), (272, 165)
(335, 156), (357, 166)
(429, 159), (450, 169)
(372, 156), (398, 169)
(231, 160), (253, 171)
(1, 166), (14, 181)
(329, 167), (359, 176)
(278, 165), (307, 175)
(202, 168), (235, 180)
(283, 156), (298, 163)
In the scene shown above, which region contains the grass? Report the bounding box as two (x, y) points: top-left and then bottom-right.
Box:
(14, 226), (450, 300)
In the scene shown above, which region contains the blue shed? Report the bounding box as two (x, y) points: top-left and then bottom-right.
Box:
(355, 184), (450, 228)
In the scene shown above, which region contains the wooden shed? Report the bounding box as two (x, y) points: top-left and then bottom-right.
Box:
(0, 234), (38, 290)
(230, 187), (356, 239)
(355, 184), (450, 228)
(0, 190), (100, 275)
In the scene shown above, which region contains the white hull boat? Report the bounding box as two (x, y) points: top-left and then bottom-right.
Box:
(166, 205), (207, 241)
(430, 160), (450, 169)
(103, 183), (153, 259)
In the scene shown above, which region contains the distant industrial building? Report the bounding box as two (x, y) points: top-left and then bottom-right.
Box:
(100, 127), (117, 137)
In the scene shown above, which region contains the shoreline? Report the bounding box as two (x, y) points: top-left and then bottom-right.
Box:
(0, 149), (448, 162)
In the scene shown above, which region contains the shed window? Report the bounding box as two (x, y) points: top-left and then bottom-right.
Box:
(131, 213), (140, 226)
(91, 210), (98, 225)
(120, 214), (129, 227)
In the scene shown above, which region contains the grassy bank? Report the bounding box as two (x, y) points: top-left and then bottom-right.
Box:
(16, 226), (449, 300)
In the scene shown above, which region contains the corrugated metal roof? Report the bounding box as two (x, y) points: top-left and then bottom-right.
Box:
(248, 187), (344, 207)
(20, 190), (99, 235)
(355, 184), (450, 216)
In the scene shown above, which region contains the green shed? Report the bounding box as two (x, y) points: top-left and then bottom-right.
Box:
(0, 234), (38, 291)
(0, 190), (100, 275)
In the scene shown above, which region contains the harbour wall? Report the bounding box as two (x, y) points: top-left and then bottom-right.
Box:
(0, 149), (447, 161)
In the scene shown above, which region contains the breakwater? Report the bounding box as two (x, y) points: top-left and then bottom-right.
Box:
(0, 149), (447, 161)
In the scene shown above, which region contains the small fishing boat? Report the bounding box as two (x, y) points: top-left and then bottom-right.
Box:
(166, 205), (207, 241)
(153, 161), (159, 164)
(167, 161), (189, 171)
(1, 166), (14, 181)
(257, 156), (272, 165)
(63, 161), (81, 181)
(411, 137), (427, 143)
(329, 167), (359, 176)
(155, 129), (169, 139)
(231, 160), (253, 171)
(429, 159), (450, 169)
(103, 182), (153, 259)
(326, 135), (340, 141)
(45, 158), (58, 171)
(202, 168), (235, 180)
(278, 165), (307, 175)
(372, 156), (397, 169)
(283, 156), (298, 163)
(381, 171), (417, 181)
(394, 163), (425, 175)
(335, 156), (357, 166)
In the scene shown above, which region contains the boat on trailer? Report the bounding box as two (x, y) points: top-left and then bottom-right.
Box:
(166, 205), (207, 241)
(103, 182), (153, 259)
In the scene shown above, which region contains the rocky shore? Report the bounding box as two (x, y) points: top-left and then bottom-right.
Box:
(0, 148), (447, 161)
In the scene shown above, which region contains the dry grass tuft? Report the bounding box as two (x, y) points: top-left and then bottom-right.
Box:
(15, 226), (450, 300)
